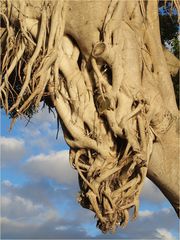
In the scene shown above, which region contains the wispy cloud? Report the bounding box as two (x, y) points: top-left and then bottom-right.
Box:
(155, 228), (176, 240)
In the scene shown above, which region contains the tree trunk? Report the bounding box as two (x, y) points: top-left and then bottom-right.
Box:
(148, 118), (179, 216)
(0, 0), (179, 233)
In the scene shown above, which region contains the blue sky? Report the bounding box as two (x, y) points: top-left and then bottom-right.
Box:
(1, 105), (179, 239)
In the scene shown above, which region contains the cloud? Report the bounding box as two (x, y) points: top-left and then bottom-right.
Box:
(0, 180), (95, 239)
(123, 208), (178, 239)
(23, 150), (77, 185)
(1, 178), (79, 211)
(1, 195), (48, 221)
(1, 188), (70, 239)
(1, 105), (179, 239)
(139, 210), (154, 218)
(95, 207), (178, 239)
(21, 104), (58, 137)
(2, 180), (13, 187)
(155, 228), (176, 240)
(0, 136), (25, 167)
(1, 215), (90, 239)
(1, 178), (179, 240)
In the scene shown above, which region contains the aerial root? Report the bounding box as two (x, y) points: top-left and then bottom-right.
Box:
(71, 121), (149, 232)
(1, 1), (65, 123)
(8, 8), (47, 113)
(1, 0), (154, 233)
(67, 95), (151, 233)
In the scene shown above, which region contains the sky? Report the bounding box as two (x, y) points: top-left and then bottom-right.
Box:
(0, 105), (179, 240)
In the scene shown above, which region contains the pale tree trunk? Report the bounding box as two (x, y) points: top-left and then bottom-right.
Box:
(0, 0), (179, 233)
(148, 118), (179, 216)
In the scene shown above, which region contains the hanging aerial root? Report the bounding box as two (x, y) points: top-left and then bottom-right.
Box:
(8, 7), (47, 114)
(62, 89), (153, 233)
(72, 110), (151, 233)
(0, 1), (66, 125)
(1, 0), (162, 233)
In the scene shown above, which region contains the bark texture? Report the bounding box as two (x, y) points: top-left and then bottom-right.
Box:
(0, 0), (179, 233)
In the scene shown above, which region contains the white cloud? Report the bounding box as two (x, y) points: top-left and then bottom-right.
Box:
(0, 216), (27, 228)
(0, 136), (25, 167)
(1, 180), (13, 187)
(23, 151), (77, 185)
(155, 228), (176, 240)
(0, 185), (91, 239)
(139, 210), (154, 218)
(1, 195), (43, 219)
(21, 127), (41, 138)
(23, 104), (57, 135)
(1, 194), (58, 225)
(1, 196), (11, 207)
(1, 178), (179, 239)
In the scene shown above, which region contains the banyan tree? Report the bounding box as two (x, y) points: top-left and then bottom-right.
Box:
(0, 0), (179, 233)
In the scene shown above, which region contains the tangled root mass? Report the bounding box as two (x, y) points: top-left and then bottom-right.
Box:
(0, 0), (177, 233)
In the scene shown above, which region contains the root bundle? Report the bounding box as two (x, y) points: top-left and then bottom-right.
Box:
(0, 0), (65, 126)
(0, 0), (177, 233)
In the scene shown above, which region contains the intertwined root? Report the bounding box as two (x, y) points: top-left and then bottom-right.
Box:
(0, 1), (153, 232)
(1, 0), (172, 233)
(69, 108), (151, 233)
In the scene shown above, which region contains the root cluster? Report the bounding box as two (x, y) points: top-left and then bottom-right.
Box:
(0, 0), (176, 233)
(0, 0), (64, 126)
(70, 123), (151, 232)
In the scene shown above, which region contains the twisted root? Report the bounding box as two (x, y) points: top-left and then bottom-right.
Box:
(70, 107), (152, 233)
(0, 0), (158, 233)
